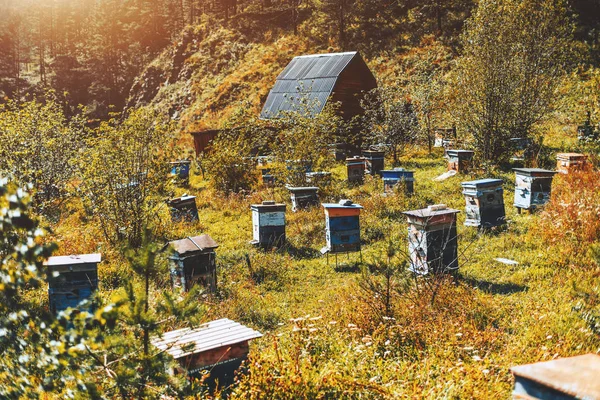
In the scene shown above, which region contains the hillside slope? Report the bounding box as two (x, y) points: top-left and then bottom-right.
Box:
(125, 11), (455, 135)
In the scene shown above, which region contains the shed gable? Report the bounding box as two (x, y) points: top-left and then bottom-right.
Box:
(260, 51), (377, 119)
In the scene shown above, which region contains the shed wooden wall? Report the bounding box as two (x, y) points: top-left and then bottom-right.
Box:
(331, 55), (378, 120)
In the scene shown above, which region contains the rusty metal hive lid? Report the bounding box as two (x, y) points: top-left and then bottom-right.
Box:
(151, 318), (263, 360)
(44, 253), (102, 266)
(169, 234), (219, 254)
(510, 354), (600, 399)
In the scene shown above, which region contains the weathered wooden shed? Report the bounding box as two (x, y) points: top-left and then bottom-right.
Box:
(152, 318), (262, 387)
(45, 254), (101, 314)
(260, 51), (377, 120)
(510, 354), (600, 399)
(168, 235), (218, 293)
(403, 205), (459, 275)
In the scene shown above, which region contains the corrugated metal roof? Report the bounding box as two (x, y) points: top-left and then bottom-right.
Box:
(152, 318), (263, 360)
(169, 234), (218, 255)
(45, 254), (102, 266)
(511, 354), (600, 399)
(260, 52), (358, 119)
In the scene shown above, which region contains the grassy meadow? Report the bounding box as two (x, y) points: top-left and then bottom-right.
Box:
(25, 124), (600, 398)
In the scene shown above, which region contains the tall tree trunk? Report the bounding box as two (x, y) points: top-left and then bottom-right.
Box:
(435, 0), (442, 35)
(339, 0), (345, 49)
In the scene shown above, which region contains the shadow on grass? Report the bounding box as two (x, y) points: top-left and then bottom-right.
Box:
(333, 263), (362, 273)
(284, 244), (322, 259)
(459, 275), (528, 295)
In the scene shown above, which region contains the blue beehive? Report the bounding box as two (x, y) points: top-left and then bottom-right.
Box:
(513, 168), (557, 212)
(44, 254), (101, 315)
(321, 199), (363, 254)
(381, 168), (415, 194)
(461, 178), (505, 228)
(169, 160), (191, 185)
(250, 201), (286, 248)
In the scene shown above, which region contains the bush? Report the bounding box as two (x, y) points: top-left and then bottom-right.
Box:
(536, 168), (600, 255)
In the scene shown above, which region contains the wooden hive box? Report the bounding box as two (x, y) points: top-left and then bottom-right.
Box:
(403, 205), (460, 275)
(510, 354), (600, 399)
(461, 178), (506, 228)
(346, 156), (366, 184)
(362, 150), (385, 176)
(305, 171), (332, 186)
(44, 253), (101, 314)
(447, 150), (475, 173)
(556, 153), (587, 174)
(250, 201), (286, 248)
(168, 235), (218, 293)
(321, 199), (363, 254)
(152, 318), (262, 387)
(287, 186), (319, 212)
(513, 168), (557, 212)
(381, 168), (415, 194)
(167, 195), (198, 222)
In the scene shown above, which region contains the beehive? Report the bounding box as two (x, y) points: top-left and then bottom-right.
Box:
(510, 354), (600, 400)
(152, 318), (262, 387)
(260, 167), (275, 186)
(381, 168), (415, 194)
(403, 205), (460, 275)
(250, 201), (286, 247)
(168, 235), (218, 293)
(447, 150), (475, 173)
(513, 168), (557, 212)
(306, 171), (332, 186)
(287, 186), (319, 212)
(322, 199), (363, 254)
(434, 127), (457, 148)
(461, 179), (505, 228)
(167, 195), (198, 222)
(44, 254), (101, 314)
(169, 160), (191, 185)
(556, 153), (587, 174)
(362, 150), (385, 176)
(346, 156), (366, 183)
